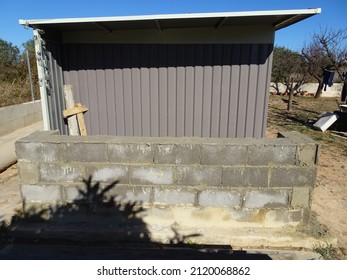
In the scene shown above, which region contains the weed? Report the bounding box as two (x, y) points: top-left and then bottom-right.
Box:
(313, 134), (324, 141)
(313, 242), (338, 260)
(185, 239), (200, 248)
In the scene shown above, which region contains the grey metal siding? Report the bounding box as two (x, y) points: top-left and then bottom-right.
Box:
(63, 43), (273, 138)
(45, 42), (68, 135)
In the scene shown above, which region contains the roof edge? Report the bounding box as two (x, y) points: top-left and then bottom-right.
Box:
(19, 8), (321, 27)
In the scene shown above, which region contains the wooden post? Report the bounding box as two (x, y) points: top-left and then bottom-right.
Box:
(64, 85), (79, 135)
(75, 103), (87, 136)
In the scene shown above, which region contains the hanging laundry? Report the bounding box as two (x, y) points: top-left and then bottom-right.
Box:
(342, 72), (347, 102)
(321, 69), (335, 91)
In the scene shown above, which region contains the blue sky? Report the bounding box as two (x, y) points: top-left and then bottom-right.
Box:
(1, 0), (346, 51)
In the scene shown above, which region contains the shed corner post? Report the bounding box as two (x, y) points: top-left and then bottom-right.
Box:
(33, 28), (51, 131)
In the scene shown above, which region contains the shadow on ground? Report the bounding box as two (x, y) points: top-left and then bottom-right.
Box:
(0, 177), (271, 260)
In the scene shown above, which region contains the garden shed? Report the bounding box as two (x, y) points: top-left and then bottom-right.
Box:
(20, 9), (320, 138)
(16, 9), (322, 239)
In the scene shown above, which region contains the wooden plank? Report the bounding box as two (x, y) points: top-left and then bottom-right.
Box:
(63, 85), (79, 135)
(76, 112), (87, 136)
(63, 105), (88, 118)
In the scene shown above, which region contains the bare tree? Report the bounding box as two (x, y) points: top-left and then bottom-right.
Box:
(302, 28), (347, 99)
(272, 46), (306, 111)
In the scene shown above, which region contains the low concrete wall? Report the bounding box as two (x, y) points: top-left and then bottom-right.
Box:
(270, 82), (343, 97)
(0, 100), (42, 136)
(15, 131), (318, 235)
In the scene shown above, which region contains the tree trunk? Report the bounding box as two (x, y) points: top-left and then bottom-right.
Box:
(287, 89), (294, 111)
(314, 80), (324, 98)
(271, 82), (281, 95)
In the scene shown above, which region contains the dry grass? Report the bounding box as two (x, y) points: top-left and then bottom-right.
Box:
(0, 80), (40, 107)
(267, 95), (346, 152)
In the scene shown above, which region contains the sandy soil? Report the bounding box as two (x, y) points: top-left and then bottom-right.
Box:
(312, 143), (347, 257)
(0, 164), (22, 225)
(267, 96), (347, 259)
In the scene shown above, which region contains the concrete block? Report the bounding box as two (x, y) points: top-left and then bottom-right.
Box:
(154, 186), (196, 205)
(278, 131), (314, 143)
(247, 145), (296, 166)
(229, 208), (269, 225)
(176, 166), (222, 186)
(85, 165), (129, 184)
(263, 209), (307, 226)
(64, 185), (86, 201)
(201, 145), (247, 165)
(154, 144), (200, 164)
(270, 167), (316, 188)
(198, 188), (241, 207)
(40, 164), (83, 182)
(62, 143), (108, 162)
(18, 161), (39, 184)
(64, 183), (150, 204)
(222, 167), (268, 188)
(21, 184), (62, 202)
(111, 185), (152, 204)
(291, 187), (310, 208)
(108, 143), (153, 164)
(227, 208), (265, 223)
(298, 144), (318, 166)
(15, 142), (62, 163)
(243, 189), (289, 208)
(130, 166), (175, 185)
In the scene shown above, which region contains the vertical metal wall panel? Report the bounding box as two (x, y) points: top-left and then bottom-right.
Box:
(228, 44), (241, 137)
(167, 45), (177, 137)
(158, 45), (168, 137)
(193, 45), (204, 137)
(202, 45), (213, 137)
(62, 43), (273, 138)
(45, 42), (68, 135)
(95, 45), (109, 135)
(219, 52), (231, 137)
(246, 44), (260, 137)
(104, 45), (117, 135)
(211, 45), (223, 137)
(236, 44), (250, 138)
(176, 45), (186, 137)
(185, 45), (195, 137)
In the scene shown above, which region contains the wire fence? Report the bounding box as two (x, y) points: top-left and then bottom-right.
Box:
(0, 79), (40, 107)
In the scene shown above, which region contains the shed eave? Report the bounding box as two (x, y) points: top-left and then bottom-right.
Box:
(19, 8), (321, 31)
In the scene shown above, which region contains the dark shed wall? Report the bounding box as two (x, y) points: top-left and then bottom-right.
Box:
(63, 43), (273, 138)
(45, 41), (68, 134)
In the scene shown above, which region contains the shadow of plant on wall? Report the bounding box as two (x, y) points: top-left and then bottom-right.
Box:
(0, 176), (270, 260)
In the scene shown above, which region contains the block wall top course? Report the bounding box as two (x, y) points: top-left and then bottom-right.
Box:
(277, 131), (317, 144)
(16, 130), (314, 146)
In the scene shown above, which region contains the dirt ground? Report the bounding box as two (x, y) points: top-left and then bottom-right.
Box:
(267, 95), (347, 259)
(0, 165), (21, 225)
(0, 95), (346, 259)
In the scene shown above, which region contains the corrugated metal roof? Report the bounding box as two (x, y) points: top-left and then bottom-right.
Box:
(19, 8), (321, 32)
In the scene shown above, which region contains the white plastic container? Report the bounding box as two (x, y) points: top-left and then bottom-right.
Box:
(313, 112), (339, 132)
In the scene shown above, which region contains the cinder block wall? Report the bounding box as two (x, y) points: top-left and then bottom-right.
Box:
(0, 100), (42, 136)
(15, 131), (318, 229)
